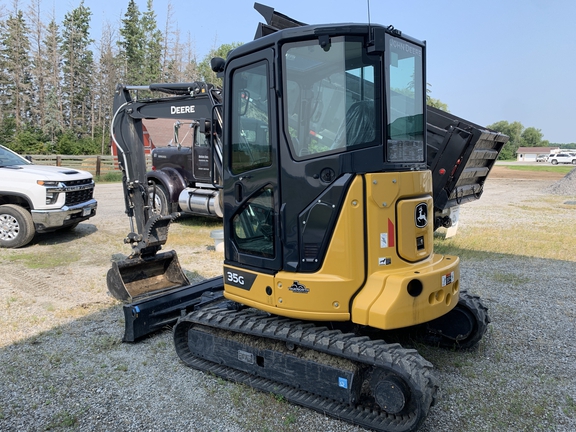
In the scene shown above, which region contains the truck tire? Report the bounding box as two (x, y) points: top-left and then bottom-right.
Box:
(0, 204), (36, 248)
(551, 159), (558, 165)
(148, 184), (169, 216)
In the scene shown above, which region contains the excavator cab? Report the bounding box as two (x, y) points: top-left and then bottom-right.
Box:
(219, 23), (460, 331)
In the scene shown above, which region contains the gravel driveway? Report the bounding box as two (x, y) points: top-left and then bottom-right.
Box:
(1, 171), (575, 432)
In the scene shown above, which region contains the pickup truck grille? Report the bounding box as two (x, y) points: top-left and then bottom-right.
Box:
(63, 179), (94, 206)
(63, 179), (93, 187)
(65, 188), (94, 205)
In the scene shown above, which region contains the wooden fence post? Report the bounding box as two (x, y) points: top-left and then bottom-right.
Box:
(96, 156), (101, 177)
(56, 155), (61, 167)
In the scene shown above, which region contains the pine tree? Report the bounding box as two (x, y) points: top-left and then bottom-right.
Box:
(61, 1), (94, 135)
(0, 6), (32, 132)
(142, 0), (162, 83)
(43, 18), (64, 146)
(28, 0), (46, 129)
(118, 0), (144, 84)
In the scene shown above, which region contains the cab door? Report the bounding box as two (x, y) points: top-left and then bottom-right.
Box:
(222, 49), (282, 272)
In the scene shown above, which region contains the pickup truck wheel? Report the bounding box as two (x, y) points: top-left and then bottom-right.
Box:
(0, 204), (35, 248)
(148, 184), (169, 216)
(551, 159), (558, 165)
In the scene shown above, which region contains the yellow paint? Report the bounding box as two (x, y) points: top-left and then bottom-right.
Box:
(223, 170), (461, 330)
(351, 254), (460, 329)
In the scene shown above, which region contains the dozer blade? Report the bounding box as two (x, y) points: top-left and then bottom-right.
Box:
(107, 250), (190, 302)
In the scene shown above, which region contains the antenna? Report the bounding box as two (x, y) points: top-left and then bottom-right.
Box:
(367, 0), (371, 26)
(367, 0), (372, 41)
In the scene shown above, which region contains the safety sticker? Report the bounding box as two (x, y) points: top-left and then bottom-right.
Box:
(380, 233), (388, 248)
(379, 257), (391, 266)
(338, 377), (348, 389)
(442, 271), (455, 287)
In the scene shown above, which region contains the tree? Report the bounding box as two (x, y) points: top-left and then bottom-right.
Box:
(28, 0), (46, 129)
(487, 120), (523, 160)
(521, 127), (544, 147)
(61, 1), (94, 134)
(182, 32), (199, 81)
(426, 83), (449, 112)
(118, 0), (163, 85)
(141, 0), (162, 83)
(93, 21), (121, 153)
(198, 42), (243, 86)
(42, 19), (64, 146)
(118, 0), (143, 83)
(0, 6), (32, 132)
(427, 97), (449, 112)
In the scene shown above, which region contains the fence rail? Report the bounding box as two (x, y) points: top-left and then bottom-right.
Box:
(29, 155), (152, 176)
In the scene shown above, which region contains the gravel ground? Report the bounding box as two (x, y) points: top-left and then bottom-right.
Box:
(1, 169), (575, 432)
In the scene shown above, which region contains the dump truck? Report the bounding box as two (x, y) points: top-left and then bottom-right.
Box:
(116, 87), (506, 234)
(107, 4), (505, 431)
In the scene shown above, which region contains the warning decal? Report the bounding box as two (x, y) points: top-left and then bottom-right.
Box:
(380, 233), (388, 248)
(442, 271), (455, 287)
(379, 257), (392, 266)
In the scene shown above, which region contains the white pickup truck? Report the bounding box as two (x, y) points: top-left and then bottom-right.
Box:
(0, 144), (97, 248)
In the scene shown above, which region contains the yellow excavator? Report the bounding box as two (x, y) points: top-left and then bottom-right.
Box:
(107, 4), (503, 431)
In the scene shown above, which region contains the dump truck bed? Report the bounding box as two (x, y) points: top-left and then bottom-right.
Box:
(427, 106), (508, 217)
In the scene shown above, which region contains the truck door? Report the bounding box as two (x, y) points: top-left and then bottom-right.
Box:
(223, 50), (282, 272)
(192, 127), (212, 183)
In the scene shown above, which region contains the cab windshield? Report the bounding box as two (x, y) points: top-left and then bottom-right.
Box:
(282, 37), (380, 159)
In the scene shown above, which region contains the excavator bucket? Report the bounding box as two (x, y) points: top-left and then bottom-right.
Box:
(106, 250), (190, 302)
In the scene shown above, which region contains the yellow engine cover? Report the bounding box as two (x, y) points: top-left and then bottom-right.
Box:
(224, 171), (460, 330)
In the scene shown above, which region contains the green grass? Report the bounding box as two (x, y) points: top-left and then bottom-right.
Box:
(505, 165), (574, 174)
(45, 410), (78, 429)
(94, 171), (123, 183)
(4, 251), (80, 268)
(564, 395), (576, 417)
(434, 195), (576, 262)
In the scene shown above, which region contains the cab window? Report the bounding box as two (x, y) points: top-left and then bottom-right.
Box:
(231, 62), (271, 174)
(232, 186), (274, 257)
(282, 37), (381, 159)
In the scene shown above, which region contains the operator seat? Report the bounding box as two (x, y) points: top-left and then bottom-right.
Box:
(331, 100), (376, 149)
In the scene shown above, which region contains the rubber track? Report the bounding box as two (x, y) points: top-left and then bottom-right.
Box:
(456, 290), (490, 349)
(174, 306), (438, 432)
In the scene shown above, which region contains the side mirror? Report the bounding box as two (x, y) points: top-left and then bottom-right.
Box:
(211, 57), (226, 73)
(173, 121), (181, 149)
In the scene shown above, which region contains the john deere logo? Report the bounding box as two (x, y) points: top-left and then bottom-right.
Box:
(415, 203), (428, 228)
(288, 281), (310, 294)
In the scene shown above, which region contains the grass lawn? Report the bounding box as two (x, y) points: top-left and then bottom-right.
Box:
(505, 164), (574, 174)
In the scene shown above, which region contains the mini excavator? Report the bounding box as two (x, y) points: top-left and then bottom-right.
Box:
(107, 4), (500, 431)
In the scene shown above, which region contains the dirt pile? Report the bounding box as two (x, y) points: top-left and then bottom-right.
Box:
(545, 167), (576, 196)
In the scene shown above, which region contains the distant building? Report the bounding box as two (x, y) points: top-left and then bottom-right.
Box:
(516, 146), (559, 162)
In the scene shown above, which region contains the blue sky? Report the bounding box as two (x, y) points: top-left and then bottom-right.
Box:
(26, 0), (576, 143)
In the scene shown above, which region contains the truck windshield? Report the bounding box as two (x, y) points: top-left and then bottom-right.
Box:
(385, 34), (425, 162)
(0, 145), (31, 167)
(282, 37), (380, 159)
